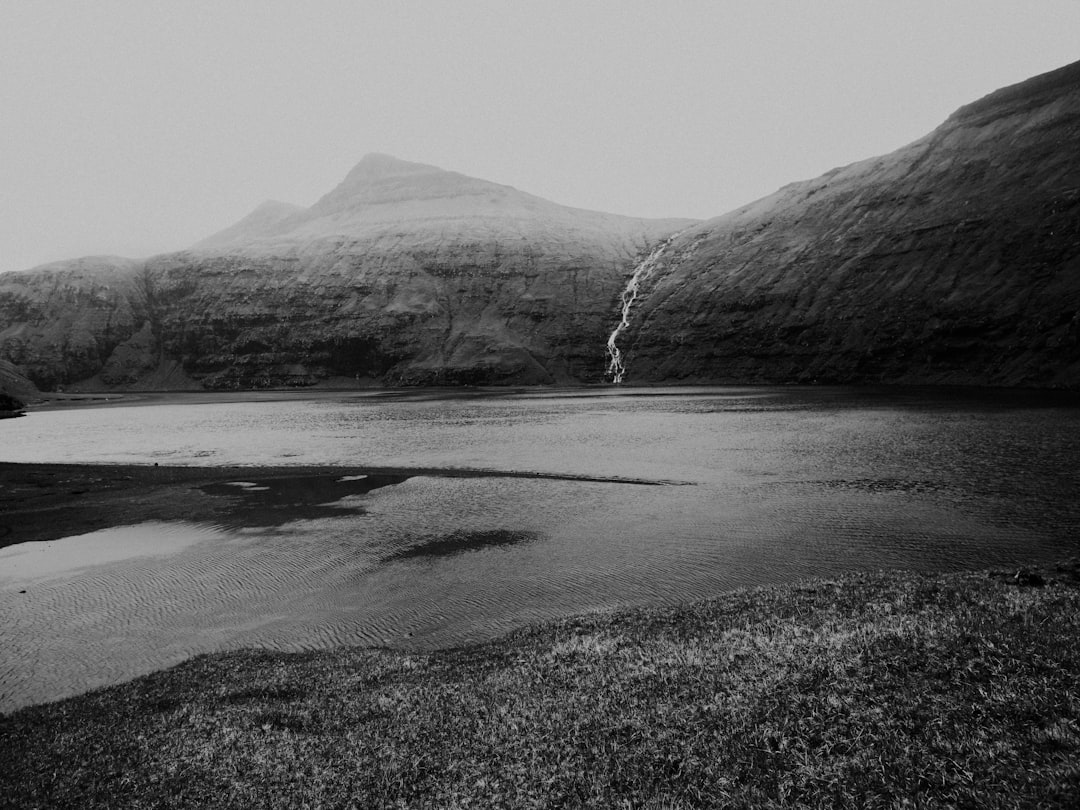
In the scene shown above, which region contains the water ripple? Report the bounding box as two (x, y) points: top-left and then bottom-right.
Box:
(3, 388), (1079, 712)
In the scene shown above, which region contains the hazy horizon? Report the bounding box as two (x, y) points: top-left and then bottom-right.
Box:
(2, 1), (1079, 274)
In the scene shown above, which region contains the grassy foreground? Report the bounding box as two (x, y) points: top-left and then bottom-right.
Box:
(3, 564), (1080, 809)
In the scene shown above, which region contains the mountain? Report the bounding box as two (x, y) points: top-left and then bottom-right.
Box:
(2, 60), (1079, 392)
(0, 155), (692, 389)
(613, 60), (1080, 388)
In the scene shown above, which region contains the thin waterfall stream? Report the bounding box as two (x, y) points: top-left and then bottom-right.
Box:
(605, 232), (683, 383)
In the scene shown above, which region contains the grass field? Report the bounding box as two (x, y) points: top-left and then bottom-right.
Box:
(3, 562), (1079, 808)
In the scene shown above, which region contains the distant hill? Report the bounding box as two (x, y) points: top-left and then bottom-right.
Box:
(192, 200), (305, 252)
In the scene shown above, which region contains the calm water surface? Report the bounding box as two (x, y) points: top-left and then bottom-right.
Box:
(2, 386), (1079, 711)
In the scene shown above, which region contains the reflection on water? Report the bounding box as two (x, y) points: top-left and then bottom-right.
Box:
(2, 386), (1080, 712)
(0, 522), (223, 581)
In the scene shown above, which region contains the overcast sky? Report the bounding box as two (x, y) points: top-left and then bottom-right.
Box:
(2, 1), (1078, 274)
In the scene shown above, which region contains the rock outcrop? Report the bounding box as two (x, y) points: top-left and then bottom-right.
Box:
(614, 60), (1080, 388)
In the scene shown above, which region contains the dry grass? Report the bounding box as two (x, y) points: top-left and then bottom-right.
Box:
(3, 563), (1079, 808)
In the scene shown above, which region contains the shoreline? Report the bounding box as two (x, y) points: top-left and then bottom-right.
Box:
(2, 561), (1078, 807)
(3, 449), (1079, 804)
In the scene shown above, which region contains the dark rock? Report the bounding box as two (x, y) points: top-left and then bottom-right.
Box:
(0, 358), (38, 413)
(0, 394), (24, 417)
(1013, 569), (1047, 587)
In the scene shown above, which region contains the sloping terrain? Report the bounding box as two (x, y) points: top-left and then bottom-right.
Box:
(616, 60), (1080, 388)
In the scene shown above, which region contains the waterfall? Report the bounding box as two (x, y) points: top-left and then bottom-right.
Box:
(605, 233), (681, 384)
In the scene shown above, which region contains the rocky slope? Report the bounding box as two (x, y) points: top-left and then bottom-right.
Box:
(0, 156), (691, 389)
(613, 60), (1080, 388)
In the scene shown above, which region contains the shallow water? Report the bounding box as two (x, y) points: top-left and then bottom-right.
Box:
(2, 386), (1079, 711)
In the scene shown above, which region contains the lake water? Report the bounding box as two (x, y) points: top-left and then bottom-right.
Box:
(2, 385), (1079, 711)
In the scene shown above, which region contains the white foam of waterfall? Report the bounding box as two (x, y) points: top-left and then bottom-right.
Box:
(605, 233), (681, 383)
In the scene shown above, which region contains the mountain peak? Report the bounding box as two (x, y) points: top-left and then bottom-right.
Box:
(310, 153), (501, 215)
(341, 153), (445, 184)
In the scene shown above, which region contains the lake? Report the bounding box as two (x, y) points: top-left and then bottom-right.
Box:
(2, 385), (1079, 711)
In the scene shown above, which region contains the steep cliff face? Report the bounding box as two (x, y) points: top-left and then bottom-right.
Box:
(615, 60), (1080, 388)
(0, 156), (691, 389)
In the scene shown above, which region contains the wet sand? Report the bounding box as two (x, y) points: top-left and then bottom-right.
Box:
(0, 460), (676, 710)
(0, 462), (370, 549)
(0, 461), (672, 549)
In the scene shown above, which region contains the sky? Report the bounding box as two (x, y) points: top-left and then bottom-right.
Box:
(1, 1), (1078, 274)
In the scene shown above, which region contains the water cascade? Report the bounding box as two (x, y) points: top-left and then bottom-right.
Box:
(605, 233), (682, 384)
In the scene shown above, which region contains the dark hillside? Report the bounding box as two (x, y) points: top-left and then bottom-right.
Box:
(619, 60), (1080, 388)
